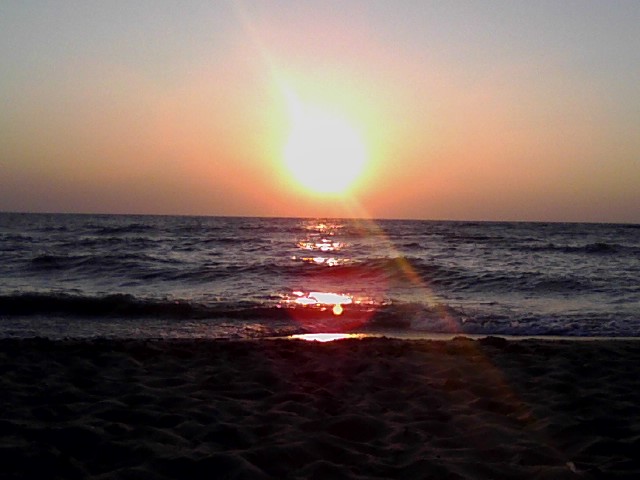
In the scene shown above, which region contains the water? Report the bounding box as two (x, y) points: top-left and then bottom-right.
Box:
(1, 212), (639, 339)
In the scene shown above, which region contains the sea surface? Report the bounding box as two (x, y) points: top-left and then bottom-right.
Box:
(1, 212), (639, 339)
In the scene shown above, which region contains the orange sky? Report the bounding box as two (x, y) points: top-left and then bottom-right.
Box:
(1, 1), (639, 222)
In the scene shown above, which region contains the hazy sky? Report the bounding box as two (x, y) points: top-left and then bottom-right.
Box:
(2, 0), (639, 222)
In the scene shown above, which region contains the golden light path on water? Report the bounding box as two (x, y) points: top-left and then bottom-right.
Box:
(280, 212), (462, 336)
(282, 208), (460, 335)
(284, 223), (361, 322)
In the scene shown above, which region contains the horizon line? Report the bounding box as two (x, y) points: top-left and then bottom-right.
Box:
(1, 210), (638, 226)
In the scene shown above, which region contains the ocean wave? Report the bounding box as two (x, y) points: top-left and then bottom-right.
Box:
(23, 251), (597, 295)
(89, 223), (158, 235)
(0, 291), (444, 319)
(2, 292), (639, 337)
(0, 233), (34, 243)
(0, 293), (203, 318)
(0, 292), (287, 320)
(60, 236), (164, 249)
(400, 241), (423, 249)
(524, 242), (638, 255)
(29, 252), (168, 273)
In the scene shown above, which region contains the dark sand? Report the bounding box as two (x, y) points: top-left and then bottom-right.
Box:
(1, 337), (639, 479)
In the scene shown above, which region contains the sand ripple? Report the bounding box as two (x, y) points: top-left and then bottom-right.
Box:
(1, 337), (639, 479)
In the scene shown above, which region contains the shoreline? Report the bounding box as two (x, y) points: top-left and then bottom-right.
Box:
(285, 331), (640, 342)
(4, 330), (640, 342)
(2, 336), (639, 479)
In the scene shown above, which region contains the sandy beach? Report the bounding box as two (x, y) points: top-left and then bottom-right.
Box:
(1, 336), (639, 479)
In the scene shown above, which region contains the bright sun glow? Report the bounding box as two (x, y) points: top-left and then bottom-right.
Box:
(283, 93), (367, 195)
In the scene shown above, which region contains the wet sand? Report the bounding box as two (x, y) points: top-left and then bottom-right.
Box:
(1, 336), (639, 479)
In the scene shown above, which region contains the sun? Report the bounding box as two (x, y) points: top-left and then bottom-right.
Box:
(283, 94), (367, 195)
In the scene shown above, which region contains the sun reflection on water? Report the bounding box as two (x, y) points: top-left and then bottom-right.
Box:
(289, 333), (365, 342)
(280, 220), (385, 332)
(296, 240), (345, 252)
(290, 291), (353, 315)
(293, 222), (349, 267)
(297, 256), (347, 267)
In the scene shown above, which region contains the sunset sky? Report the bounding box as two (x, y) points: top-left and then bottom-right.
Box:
(2, 0), (639, 222)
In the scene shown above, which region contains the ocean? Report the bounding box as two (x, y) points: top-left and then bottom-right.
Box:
(1, 212), (638, 339)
